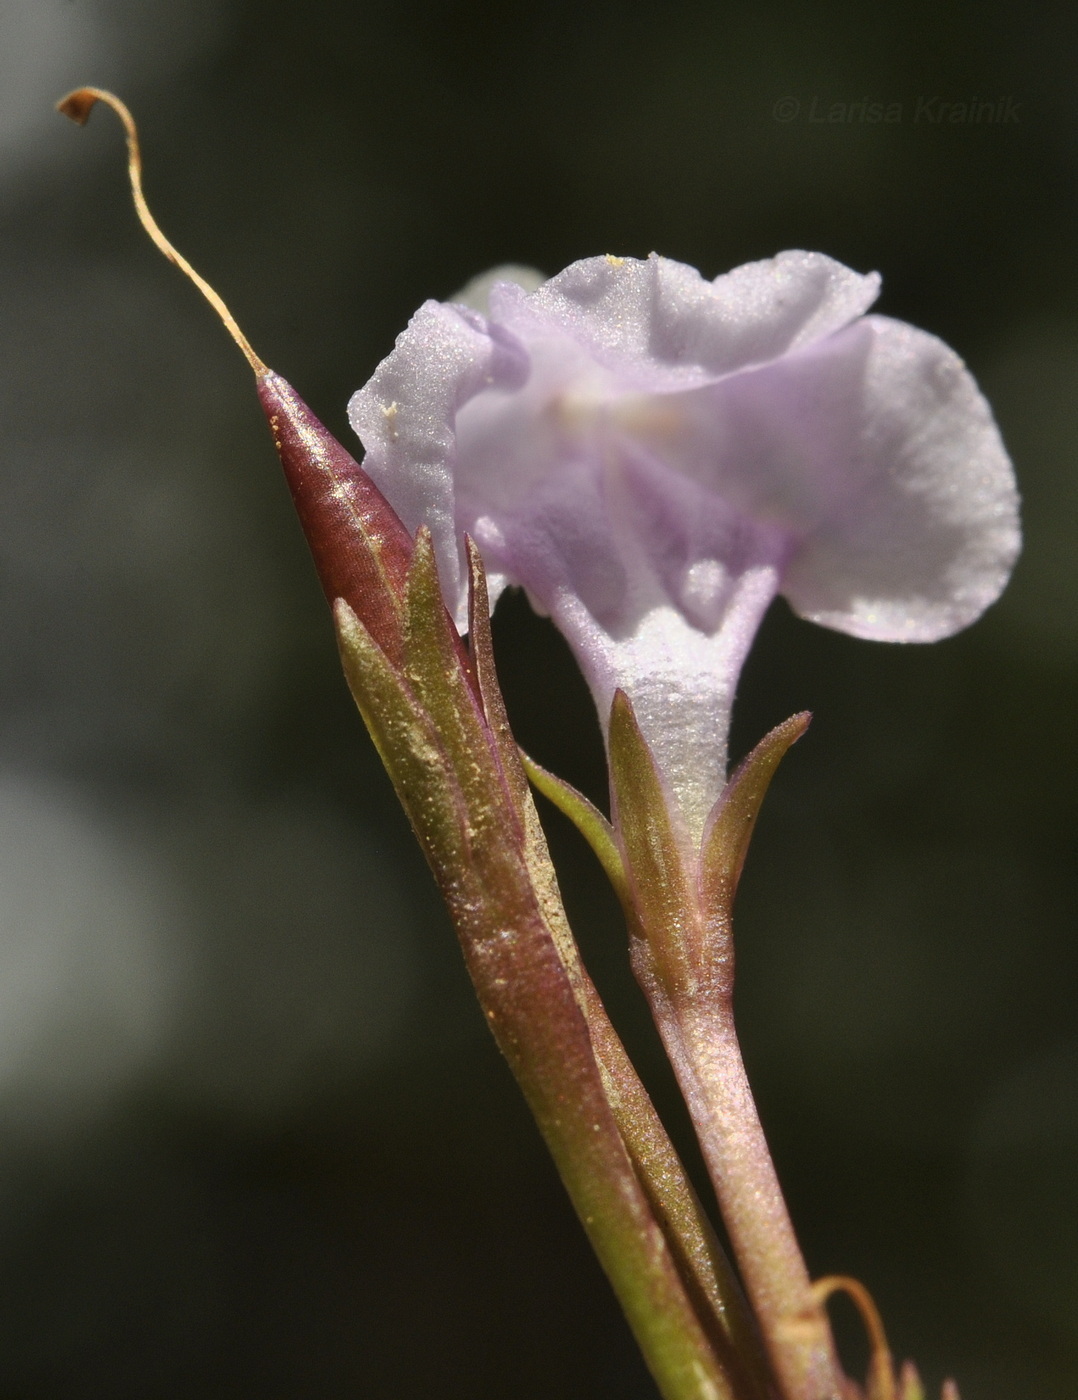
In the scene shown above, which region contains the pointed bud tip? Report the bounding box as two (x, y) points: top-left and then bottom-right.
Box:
(257, 369), (417, 665)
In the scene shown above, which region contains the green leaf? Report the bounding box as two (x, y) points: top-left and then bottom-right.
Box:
(520, 750), (629, 905)
(338, 609), (752, 1400)
(339, 597), (770, 1400)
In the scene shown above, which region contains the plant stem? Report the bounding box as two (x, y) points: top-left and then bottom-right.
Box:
(637, 976), (846, 1400)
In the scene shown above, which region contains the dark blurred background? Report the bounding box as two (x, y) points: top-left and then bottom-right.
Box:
(0, 1), (1075, 1396)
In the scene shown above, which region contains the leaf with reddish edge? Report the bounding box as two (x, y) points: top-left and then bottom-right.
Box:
(699, 713), (811, 937)
(420, 542), (772, 1397)
(458, 880), (743, 1400)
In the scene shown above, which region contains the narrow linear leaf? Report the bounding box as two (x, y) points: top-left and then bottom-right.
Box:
(404, 529), (522, 848)
(520, 750), (628, 905)
(585, 1004), (774, 1400)
(466, 536), (532, 812)
(334, 599), (471, 884)
(460, 881), (746, 1400)
(464, 541), (596, 995)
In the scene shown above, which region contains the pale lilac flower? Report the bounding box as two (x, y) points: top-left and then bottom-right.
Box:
(348, 252), (1020, 845)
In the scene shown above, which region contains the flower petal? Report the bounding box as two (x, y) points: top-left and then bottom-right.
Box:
(348, 299), (529, 628)
(451, 264), (547, 314)
(555, 571), (781, 845)
(347, 253), (1020, 848)
(490, 251), (881, 392)
(780, 316), (1021, 640)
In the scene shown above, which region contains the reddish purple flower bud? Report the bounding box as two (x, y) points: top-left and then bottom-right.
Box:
(257, 371), (415, 666)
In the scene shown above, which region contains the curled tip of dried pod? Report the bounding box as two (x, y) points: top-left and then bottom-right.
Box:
(56, 87), (101, 125)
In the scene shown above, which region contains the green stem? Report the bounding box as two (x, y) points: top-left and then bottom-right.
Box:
(466, 915), (747, 1400)
(636, 975), (844, 1400)
(578, 978), (776, 1400)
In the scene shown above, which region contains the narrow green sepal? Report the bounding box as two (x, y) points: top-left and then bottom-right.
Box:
(520, 751), (629, 906)
(334, 597), (471, 880)
(608, 689), (701, 992)
(402, 526), (480, 748)
(403, 529), (524, 851)
(465, 536), (529, 807)
(463, 541), (592, 971)
(699, 712), (810, 926)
